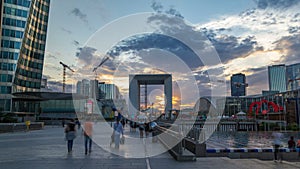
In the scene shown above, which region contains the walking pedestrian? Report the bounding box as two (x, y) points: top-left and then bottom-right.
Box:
(76, 119), (81, 130)
(272, 132), (283, 162)
(83, 117), (93, 155)
(65, 119), (76, 154)
(138, 120), (144, 138)
(113, 118), (123, 149)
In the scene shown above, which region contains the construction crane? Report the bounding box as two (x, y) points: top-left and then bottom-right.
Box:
(59, 61), (75, 93)
(92, 56), (110, 80)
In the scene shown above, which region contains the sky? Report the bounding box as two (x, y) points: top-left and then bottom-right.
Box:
(43, 0), (300, 109)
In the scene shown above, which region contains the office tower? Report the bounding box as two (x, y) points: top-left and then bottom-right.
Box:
(90, 79), (99, 99)
(0, 0), (50, 112)
(268, 64), (286, 92)
(286, 63), (300, 91)
(98, 83), (121, 100)
(231, 73), (247, 96)
(76, 79), (90, 97)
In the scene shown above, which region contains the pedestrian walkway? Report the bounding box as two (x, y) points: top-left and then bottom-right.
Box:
(0, 125), (300, 169)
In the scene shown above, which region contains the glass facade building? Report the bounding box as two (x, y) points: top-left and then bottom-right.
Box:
(268, 64), (286, 92)
(286, 63), (300, 91)
(230, 73), (247, 96)
(98, 83), (121, 100)
(0, 0), (50, 112)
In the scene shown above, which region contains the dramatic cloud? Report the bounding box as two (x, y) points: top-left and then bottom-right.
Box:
(195, 0), (300, 96)
(76, 46), (97, 65)
(201, 29), (260, 63)
(151, 1), (183, 18)
(73, 0), (300, 98)
(71, 8), (88, 24)
(151, 1), (163, 13)
(165, 7), (184, 19)
(254, 0), (300, 9)
(275, 34), (300, 65)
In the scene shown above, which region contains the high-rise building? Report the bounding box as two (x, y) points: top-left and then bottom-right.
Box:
(0, 0), (50, 112)
(98, 83), (121, 100)
(286, 63), (300, 91)
(76, 79), (90, 97)
(268, 64), (286, 92)
(231, 73), (247, 96)
(90, 79), (99, 99)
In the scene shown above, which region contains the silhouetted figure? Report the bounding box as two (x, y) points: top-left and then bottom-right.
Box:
(288, 136), (296, 150)
(65, 119), (76, 153)
(113, 118), (124, 149)
(83, 118), (93, 155)
(272, 132), (283, 162)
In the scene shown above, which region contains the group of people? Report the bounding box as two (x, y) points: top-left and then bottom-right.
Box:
(272, 132), (300, 162)
(64, 118), (93, 155)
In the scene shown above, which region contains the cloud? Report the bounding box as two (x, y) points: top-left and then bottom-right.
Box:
(151, 1), (163, 13)
(246, 69), (269, 94)
(107, 33), (202, 69)
(165, 7), (184, 19)
(76, 46), (97, 65)
(201, 29), (260, 63)
(73, 40), (80, 46)
(45, 52), (58, 60)
(71, 8), (88, 24)
(47, 81), (72, 93)
(151, 1), (183, 18)
(275, 33), (300, 64)
(60, 27), (72, 34)
(254, 0), (300, 9)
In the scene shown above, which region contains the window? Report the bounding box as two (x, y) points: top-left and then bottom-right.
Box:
(0, 86), (12, 94)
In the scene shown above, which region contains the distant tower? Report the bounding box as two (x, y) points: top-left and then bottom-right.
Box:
(268, 64), (286, 92)
(231, 73), (247, 96)
(286, 63), (300, 91)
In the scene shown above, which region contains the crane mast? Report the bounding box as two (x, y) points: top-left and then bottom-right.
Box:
(92, 56), (110, 80)
(59, 61), (75, 93)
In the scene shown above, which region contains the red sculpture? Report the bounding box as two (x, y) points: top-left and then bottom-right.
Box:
(248, 100), (281, 117)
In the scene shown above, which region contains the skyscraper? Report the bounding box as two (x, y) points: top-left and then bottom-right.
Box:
(268, 64), (286, 92)
(286, 63), (300, 91)
(0, 0), (50, 112)
(231, 73), (247, 96)
(98, 83), (121, 100)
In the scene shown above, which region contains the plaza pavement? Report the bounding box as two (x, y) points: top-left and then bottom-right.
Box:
(0, 125), (299, 169)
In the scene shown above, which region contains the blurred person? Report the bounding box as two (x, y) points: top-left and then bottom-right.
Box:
(288, 136), (296, 150)
(297, 139), (300, 157)
(83, 116), (93, 155)
(65, 119), (76, 153)
(113, 118), (124, 149)
(272, 132), (283, 162)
